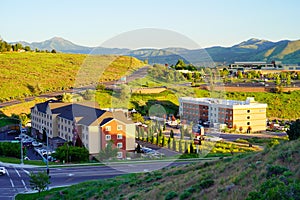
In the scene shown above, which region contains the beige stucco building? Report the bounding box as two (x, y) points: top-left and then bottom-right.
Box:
(30, 100), (135, 158)
(179, 97), (267, 133)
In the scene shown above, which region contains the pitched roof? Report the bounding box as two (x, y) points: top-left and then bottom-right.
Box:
(100, 117), (114, 126)
(33, 101), (132, 127)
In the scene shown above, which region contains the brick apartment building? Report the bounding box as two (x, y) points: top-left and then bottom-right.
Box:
(30, 100), (135, 158)
(179, 97), (267, 132)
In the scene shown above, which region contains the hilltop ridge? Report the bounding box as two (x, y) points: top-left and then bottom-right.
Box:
(8, 37), (300, 65)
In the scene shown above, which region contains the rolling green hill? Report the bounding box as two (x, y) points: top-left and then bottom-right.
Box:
(16, 138), (300, 200)
(0, 52), (145, 102)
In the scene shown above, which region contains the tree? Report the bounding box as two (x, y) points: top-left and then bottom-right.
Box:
(61, 93), (72, 103)
(161, 135), (165, 146)
(82, 89), (94, 100)
(51, 49), (57, 53)
(96, 83), (106, 91)
(24, 46), (31, 51)
(286, 119), (300, 140)
(275, 75), (281, 86)
(53, 143), (89, 163)
(175, 59), (186, 70)
(170, 129), (174, 138)
(189, 143), (194, 154)
(132, 113), (144, 123)
(19, 113), (29, 126)
(99, 141), (119, 161)
(237, 70), (243, 79)
(136, 143), (142, 153)
(29, 171), (50, 195)
(186, 73), (193, 80)
(287, 74), (291, 85)
(42, 128), (47, 143)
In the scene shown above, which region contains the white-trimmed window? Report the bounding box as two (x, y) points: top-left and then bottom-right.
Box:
(117, 134), (123, 139)
(117, 142), (123, 148)
(117, 152), (123, 158)
(105, 126), (111, 131)
(117, 125), (122, 130)
(106, 135), (111, 140)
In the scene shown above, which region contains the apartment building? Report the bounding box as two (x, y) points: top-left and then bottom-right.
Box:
(30, 100), (135, 158)
(179, 97), (267, 132)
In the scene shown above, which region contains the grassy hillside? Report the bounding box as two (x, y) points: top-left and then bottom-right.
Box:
(0, 52), (144, 102)
(226, 90), (300, 119)
(16, 138), (300, 200)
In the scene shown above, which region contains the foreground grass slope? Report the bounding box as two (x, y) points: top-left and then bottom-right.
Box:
(0, 52), (144, 102)
(17, 138), (300, 200)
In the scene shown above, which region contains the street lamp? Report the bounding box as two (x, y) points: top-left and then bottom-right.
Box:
(42, 127), (49, 191)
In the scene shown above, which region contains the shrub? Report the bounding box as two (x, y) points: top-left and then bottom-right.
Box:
(267, 139), (280, 148)
(179, 191), (192, 200)
(266, 165), (289, 178)
(199, 179), (214, 189)
(165, 191), (178, 200)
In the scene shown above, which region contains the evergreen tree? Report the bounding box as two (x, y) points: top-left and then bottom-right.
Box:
(170, 129), (174, 138)
(190, 143), (194, 154)
(286, 119), (300, 140)
(161, 135), (165, 147)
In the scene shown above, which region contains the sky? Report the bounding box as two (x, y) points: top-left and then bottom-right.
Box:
(1, 0), (300, 49)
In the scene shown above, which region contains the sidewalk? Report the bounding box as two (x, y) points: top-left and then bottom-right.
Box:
(0, 161), (39, 169)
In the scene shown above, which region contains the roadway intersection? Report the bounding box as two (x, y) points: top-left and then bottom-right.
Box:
(0, 160), (200, 199)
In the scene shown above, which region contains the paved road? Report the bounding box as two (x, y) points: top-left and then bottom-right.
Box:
(0, 66), (150, 108)
(0, 159), (202, 199)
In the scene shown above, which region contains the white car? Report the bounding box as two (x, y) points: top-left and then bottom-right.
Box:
(32, 141), (43, 147)
(0, 167), (6, 175)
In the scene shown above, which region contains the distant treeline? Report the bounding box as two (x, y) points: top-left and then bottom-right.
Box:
(0, 39), (56, 53)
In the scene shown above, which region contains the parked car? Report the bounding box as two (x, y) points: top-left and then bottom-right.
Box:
(7, 130), (17, 134)
(0, 167), (6, 175)
(32, 141), (43, 147)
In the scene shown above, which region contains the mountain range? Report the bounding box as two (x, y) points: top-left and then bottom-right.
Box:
(12, 37), (300, 65)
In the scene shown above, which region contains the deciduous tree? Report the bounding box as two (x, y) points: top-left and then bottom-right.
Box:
(29, 171), (50, 195)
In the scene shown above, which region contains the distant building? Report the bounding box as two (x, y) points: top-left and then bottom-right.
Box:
(229, 61), (300, 73)
(229, 61), (274, 71)
(30, 100), (135, 158)
(179, 97), (267, 132)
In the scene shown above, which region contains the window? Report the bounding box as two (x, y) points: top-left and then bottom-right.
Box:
(117, 152), (123, 158)
(247, 110), (250, 113)
(106, 135), (111, 140)
(117, 125), (122, 130)
(117, 134), (123, 139)
(117, 142), (123, 148)
(247, 122), (250, 125)
(105, 126), (111, 131)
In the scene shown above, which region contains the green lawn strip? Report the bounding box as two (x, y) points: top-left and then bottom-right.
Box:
(15, 186), (68, 200)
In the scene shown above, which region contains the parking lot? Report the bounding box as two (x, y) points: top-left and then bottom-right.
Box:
(0, 129), (55, 162)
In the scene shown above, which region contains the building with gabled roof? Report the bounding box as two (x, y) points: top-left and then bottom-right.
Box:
(30, 100), (135, 158)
